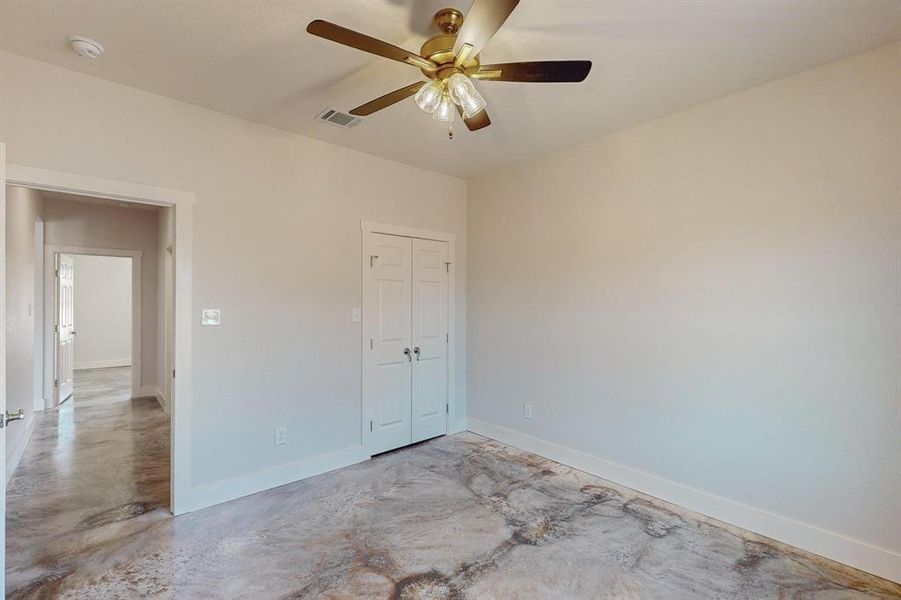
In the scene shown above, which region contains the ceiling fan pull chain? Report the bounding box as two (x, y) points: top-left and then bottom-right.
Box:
(448, 122), (455, 141)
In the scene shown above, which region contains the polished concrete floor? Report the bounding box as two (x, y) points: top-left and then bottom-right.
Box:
(6, 369), (900, 598)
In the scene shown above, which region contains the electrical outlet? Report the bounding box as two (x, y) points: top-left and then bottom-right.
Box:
(523, 404), (533, 419)
(274, 427), (287, 446)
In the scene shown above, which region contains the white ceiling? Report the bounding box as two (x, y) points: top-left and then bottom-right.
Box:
(1, 1), (899, 179)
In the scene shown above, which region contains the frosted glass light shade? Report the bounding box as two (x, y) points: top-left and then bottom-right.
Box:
(432, 93), (456, 122)
(414, 80), (444, 113)
(447, 73), (487, 118)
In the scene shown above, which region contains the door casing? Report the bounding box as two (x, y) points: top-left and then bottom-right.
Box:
(361, 221), (457, 456)
(44, 247), (143, 406)
(4, 163), (194, 515)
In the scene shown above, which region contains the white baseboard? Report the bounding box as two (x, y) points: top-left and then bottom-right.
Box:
(467, 418), (900, 584)
(134, 385), (169, 414)
(136, 385), (158, 398)
(175, 445), (369, 515)
(6, 413), (37, 482)
(75, 358), (132, 370)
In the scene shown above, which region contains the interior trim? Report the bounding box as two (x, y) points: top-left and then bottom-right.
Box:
(467, 418), (901, 583)
(176, 445), (369, 514)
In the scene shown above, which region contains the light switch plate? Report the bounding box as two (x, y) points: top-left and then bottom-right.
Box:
(201, 308), (221, 326)
(523, 404), (533, 419)
(352, 307), (361, 323)
(274, 427), (287, 446)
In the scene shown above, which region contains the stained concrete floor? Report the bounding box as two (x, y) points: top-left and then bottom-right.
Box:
(6, 368), (900, 598)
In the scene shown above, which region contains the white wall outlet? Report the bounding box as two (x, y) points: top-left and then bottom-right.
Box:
(201, 308), (221, 326)
(274, 427), (287, 446)
(352, 307), (361, 323)
(523, 404), (533, 419)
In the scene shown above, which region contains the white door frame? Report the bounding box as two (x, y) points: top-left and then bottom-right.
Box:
(43, 246), (143, 404)
(360, 221), (456, 455)
(5, 164), (194, 515)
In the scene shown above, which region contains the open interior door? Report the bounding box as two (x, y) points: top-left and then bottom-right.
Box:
(1, 141), (8, 591)
(54, 254), (75, 403)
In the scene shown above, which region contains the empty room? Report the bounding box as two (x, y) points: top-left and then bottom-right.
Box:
(0, 1), (899, 598)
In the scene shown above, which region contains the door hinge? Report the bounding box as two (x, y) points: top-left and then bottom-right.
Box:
(445, 262), (451, 272)
(370, 255), (378, 268)
(55, 268), (60, 278)
(54, 324), (59, 333)
(54, 379), (59, 387)
(446, 403), (449, 414)
(369, 338), (373, 350)
(446, 333), (449, 343)
(172, 369), (176, 379)
(369, 420), (373, 432)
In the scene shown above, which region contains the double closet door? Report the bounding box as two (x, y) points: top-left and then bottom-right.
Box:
(364, 232), (449, 455)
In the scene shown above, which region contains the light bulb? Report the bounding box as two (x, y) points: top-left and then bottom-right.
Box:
(432, 92), (456, 123)
(447, 73), (487, 118)
(414, 80), (443, 114)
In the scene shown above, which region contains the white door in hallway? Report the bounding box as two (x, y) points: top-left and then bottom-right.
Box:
(364, 233), (414, 455)
(411, 238), (448, 443)
(1, 142), (8, 591)
(363, 231), (449, 455)
(54, 254), (76, 402)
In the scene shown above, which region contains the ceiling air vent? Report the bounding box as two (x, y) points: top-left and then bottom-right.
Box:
(316, 107), (362, 129)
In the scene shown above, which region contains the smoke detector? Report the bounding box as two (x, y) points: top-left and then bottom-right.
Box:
(68, 36), (105, 58)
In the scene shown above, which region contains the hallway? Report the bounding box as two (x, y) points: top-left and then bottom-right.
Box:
(5, 367), (170, 597)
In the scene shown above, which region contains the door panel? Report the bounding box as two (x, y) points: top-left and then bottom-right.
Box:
(376, 362), (410, 429)
(1, 142), (7, 590)
(364, 233), (413, 455)
(413, 356), (443, 421)
(411, 238), (448, 443)
(55, 254), (75, 403)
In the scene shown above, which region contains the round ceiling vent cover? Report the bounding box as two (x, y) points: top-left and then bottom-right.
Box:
(68, 35), (105, 58)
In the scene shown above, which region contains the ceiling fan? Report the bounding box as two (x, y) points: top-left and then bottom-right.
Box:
(306, 0), (591, 138)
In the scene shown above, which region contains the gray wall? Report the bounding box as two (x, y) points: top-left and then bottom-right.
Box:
(71, 254), (132, 369)
(0, 51), (468, 494)
(468, 43), (900, 558)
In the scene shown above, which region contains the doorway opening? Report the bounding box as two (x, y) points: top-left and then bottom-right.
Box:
(52, 252), (135, 407)
(3, 185), (175, 588)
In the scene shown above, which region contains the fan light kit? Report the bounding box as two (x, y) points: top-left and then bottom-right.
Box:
(307, 1), (591, 140)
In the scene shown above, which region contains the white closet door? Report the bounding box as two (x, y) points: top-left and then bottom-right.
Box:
(411, 238), (448, 443)
(55, 254), (76, 403)
(363, 233), (413, 455)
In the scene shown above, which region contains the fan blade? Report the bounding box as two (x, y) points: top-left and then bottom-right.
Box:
(474, 61), (592, 83)
(453, 0), (520, 57)
(307, 20), (435, 71)
(457, 106), (491, 131)
(350, 82), (426, 116)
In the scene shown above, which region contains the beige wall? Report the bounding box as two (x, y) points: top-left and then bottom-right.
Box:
(0, 51), (467, 489)
(71, 254), (132, 369)
(468, 40), (900, 567)
(42, 197), (159, 389)
(4, 185), (42, 475)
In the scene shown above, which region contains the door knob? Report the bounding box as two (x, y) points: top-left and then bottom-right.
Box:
(413, 347), (421, 361)
(403, 347), (412, 361)
(2, 409), (24, 428)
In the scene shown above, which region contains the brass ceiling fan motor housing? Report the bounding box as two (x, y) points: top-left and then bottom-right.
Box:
(420, 8), (480, 80)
